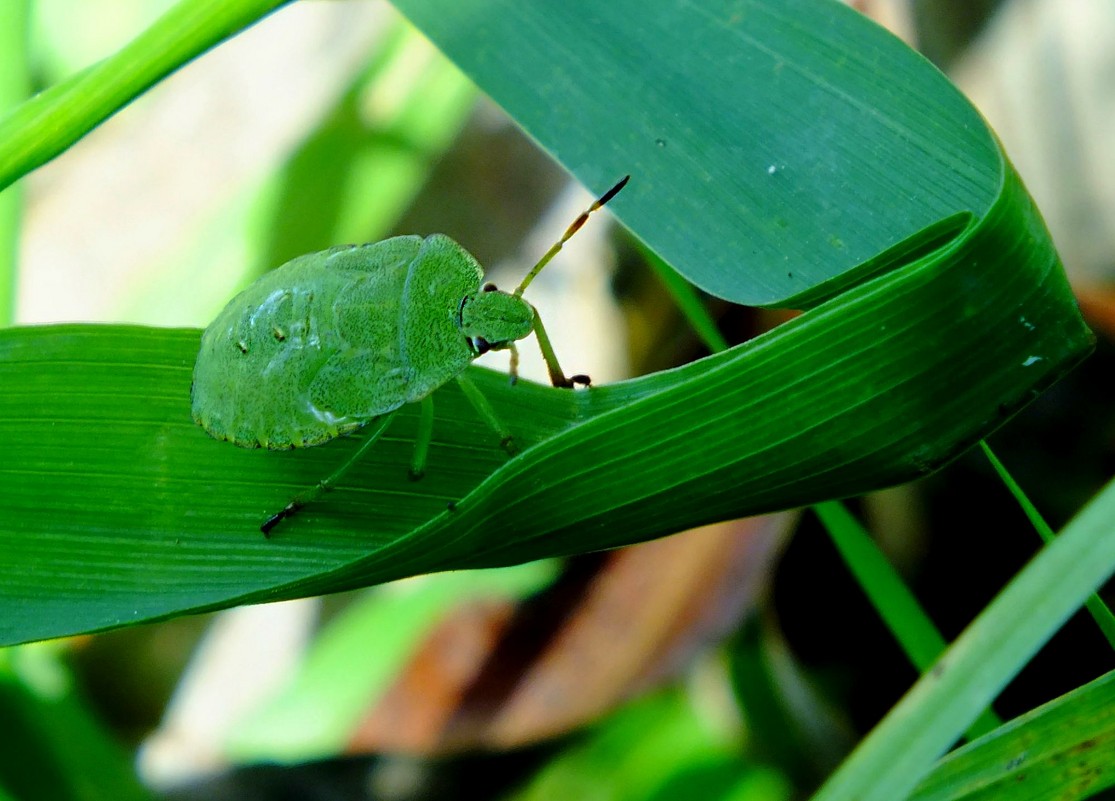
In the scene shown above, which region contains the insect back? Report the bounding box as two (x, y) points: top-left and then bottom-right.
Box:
(191, 235), (483, 450)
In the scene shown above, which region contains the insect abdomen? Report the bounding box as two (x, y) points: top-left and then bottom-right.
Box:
(192, 239), (425, 448)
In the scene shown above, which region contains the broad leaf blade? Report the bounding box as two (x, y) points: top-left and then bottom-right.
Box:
(388, 0), (1000, 307)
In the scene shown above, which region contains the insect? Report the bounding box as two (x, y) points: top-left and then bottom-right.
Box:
(192, 175), (629, 535)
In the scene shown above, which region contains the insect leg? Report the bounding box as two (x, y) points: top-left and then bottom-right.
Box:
(261, 412), (397, 537)
(530, 306), (591, 389)
(455, 372), (517, 455)
(508, 342), (520, 385)
(408, 395), (435, 481)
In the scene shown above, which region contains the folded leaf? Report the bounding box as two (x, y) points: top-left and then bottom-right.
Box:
(0, 0), (1093, 644)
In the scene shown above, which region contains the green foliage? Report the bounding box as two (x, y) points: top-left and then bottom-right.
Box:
(815, 501), (1002, 740)
(909, 670), (1115, 800)
(506, 687), (790, 801)
(0, 0), (1095, 646)
(0, 1), (1111, 800)
(227, 563), (558, 761)
(389, 0), (1002, 309)
(812, 478), (1115, 800)
(980, 441), (1115, 648)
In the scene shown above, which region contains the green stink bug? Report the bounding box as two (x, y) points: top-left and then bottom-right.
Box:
(192, 176), (628, 534)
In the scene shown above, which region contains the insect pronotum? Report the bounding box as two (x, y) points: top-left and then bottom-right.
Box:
(191, 175), (629, 535)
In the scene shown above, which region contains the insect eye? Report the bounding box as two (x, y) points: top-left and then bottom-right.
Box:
(482, 283), (498, 292)
(471, 337), (491, 355)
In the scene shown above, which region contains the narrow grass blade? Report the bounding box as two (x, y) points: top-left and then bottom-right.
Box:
(810, 478), (1115, 801)
(0, 0), (291, 193)
(0, 0), (30, 325)
(814, 501), (1001, 738)
(908, 669), (1115, 801)
(981, 441), (1115, 649)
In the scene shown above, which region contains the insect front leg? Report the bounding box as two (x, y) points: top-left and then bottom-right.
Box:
(455, 372), (517, 455)
(508, 341), (520, 385)
(261, 412), (397, 537)
(530, 306), (591, 389)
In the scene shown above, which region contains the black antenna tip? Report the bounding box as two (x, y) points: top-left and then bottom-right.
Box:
(599, 175), (630, 206)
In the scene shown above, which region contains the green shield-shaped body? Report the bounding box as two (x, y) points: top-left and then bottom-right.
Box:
(192, 234), (482, 449)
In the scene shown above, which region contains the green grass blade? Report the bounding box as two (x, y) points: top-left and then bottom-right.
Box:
(810, 477), (1115, 801)
(908, 669), (1115, 801)
(979, 443), (1054, 541)
(815, 500), (941, 663)
(0, 0), (291, 194)
(0, 0), (30, 325)
(0, 208), (1089, 643)
(981, 441), (1115, 649)
(813, 502), (1000, 738)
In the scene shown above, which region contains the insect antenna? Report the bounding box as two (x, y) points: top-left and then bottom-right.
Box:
(513, 175), (630, 297)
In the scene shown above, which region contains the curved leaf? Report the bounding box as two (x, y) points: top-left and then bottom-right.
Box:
(0, 181), (1088, 642)
(0, 0), (1095, 644)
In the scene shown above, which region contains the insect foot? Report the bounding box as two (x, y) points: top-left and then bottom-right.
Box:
(261, 499), (304, 537)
